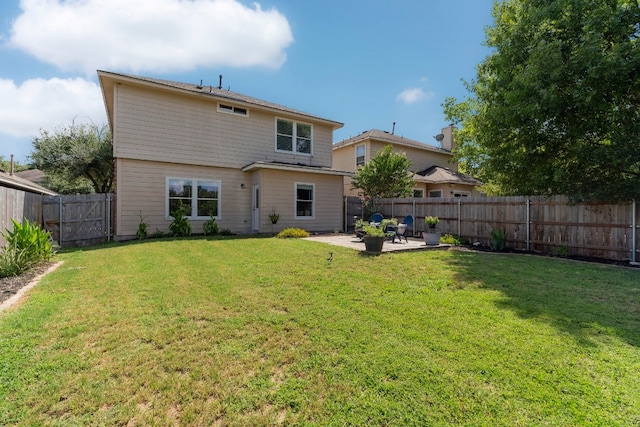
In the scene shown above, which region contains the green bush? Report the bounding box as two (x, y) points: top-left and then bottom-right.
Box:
(276, 228), (310, 238)
(203, 215), (219, 236)
(136, 212), (148, 240)
(440, 234), (463, 245)
(490, 228), (507, 251)
(169, 205), (192, 237)
(0, 219), (54, 278)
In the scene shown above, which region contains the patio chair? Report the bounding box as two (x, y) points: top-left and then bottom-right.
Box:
(369, 213), (383, 224)
(392, 215), (413, 243)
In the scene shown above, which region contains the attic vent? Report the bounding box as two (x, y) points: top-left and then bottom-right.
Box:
(218, 103), (248, 117)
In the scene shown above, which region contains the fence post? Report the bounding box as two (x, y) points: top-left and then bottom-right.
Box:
(107, 194), (112, 242)
(632, 200), (638, 265)
(526, 199), (531, 252)
(413, 199), (416, 236)
(457, 198), (461, 236)
(58, 195), (63, 247)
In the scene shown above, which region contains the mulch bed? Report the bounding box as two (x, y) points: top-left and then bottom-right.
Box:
(0, 262), (56, 305)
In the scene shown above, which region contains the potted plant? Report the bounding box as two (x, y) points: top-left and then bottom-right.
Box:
(354, 218), (368, 239)
(362, 224), (386, 254)
(423, 216), (441, 245)
(269, 211), (280, 224)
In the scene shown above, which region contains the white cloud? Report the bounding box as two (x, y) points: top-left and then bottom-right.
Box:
(8, 0), (293, 74)
(396, 87), (434, 104)
(0, 77), (105, 138)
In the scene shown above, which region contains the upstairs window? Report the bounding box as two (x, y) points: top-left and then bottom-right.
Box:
(276, 118), (312, 155)
(355, 144), (365, 167)
(218, 103), (248, 116)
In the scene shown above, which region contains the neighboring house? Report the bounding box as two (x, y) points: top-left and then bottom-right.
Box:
(98, 71), (351, 239)
(0, 169), (57, 196)
(332, 126), (482, 198)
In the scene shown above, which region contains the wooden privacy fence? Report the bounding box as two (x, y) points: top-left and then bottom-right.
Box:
(0, 187), (44, 246)
(346, 195), (640, 262)
(42, 194), (113, 248)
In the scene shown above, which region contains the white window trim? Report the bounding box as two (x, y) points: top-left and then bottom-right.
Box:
(217, 103), (249, 117)
(166, 177), (222, 220)
(275, 117), (313, 156)
(294, 182), (315, 220)
(429, 189), (443, 198)
(454, 191), (470, 198)
(355, 144), (365, 167)
(413, 188), (424, 198)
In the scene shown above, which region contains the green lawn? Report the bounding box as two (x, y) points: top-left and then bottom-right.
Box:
(1, 237), (639, 426)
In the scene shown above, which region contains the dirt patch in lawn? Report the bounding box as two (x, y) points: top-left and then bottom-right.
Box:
(0, 261), (59, 306)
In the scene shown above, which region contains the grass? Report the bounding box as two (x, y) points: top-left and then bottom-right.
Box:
(1, 236), (639, 426)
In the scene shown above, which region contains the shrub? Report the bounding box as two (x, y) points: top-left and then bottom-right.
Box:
(219, 228), (233, 236)
(169, 204), (192, 237)
(440, 234), (466, 245)
(276, 228), (310, 238)
(490, 228), (507, 251)
(203, 214), (219, 236)
(0, 219), (54, 277)
(136, 212), (148, 240)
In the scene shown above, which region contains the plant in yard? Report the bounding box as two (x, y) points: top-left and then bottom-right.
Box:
(0, 219), (54, 277)
(136, 212), (148, 240)
(490, 228), (507, 251)
(425, 216), (439, 228)
(276, 228), (309, 238)
(202, 214), (219, 236)
(440, 233), (465, 245)
(362, 224), (385, 237)
(269, 211), (280, 225)
(168, 204), (192, 237)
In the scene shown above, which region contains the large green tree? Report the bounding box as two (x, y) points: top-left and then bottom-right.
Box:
(444, 0), (640, 202)
(31, 123), (114, 194)
(351, 145), (415, 204)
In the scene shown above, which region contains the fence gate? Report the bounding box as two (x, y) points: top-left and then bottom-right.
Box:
(43, 194), (113, 248)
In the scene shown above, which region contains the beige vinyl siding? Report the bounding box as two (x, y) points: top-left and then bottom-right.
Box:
(113, 84), (334, 169)
(368, 141), (453, 172)
(115, 158), (252, 238)
(332, 144), (364, 197)
(258, 169), (343, 233)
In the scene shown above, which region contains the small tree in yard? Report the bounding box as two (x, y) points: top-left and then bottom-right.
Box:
(351, 145), (415, 214)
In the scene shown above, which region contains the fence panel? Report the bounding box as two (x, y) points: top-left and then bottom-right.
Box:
(352, 195), (640, 261)
(0, 187), (44, 247)
(43, 194), (113, 248)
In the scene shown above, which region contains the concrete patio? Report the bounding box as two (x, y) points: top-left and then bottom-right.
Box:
(304, 233), (449, 253)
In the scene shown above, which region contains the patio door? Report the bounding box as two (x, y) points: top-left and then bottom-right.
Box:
(252, 184), (260, 231)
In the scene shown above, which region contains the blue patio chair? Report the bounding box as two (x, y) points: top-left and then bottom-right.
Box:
(369, 213), (383, 224)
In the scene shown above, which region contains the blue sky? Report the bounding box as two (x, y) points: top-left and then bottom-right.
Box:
(0, 0), (494, 164)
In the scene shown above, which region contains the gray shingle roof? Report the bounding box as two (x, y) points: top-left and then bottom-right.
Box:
(414, 165), (482, 186)
(333, 129), (448, 153)
(97, 70), (343, 128)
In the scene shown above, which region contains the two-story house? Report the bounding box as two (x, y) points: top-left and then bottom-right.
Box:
(98, 71), (351, 239)
(332, 126), (482, 198)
